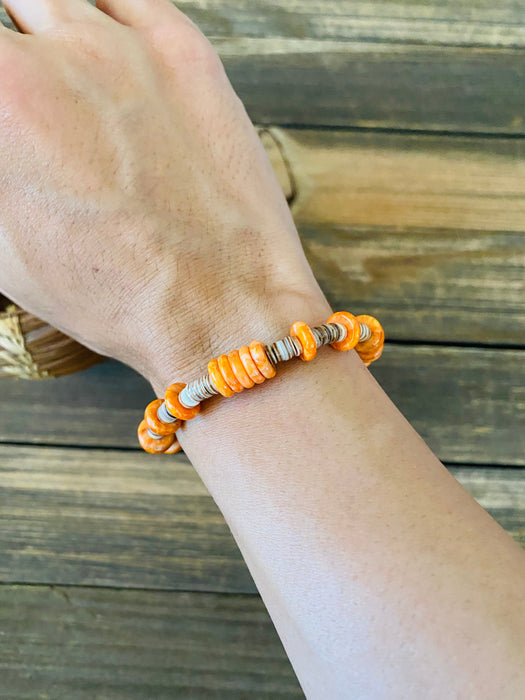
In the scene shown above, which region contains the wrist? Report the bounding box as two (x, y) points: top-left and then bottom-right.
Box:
(138, 278), (332, 398)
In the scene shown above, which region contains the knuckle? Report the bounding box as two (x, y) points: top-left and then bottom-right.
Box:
(177, 36), (219, 69)
(148, 23), (222, 75)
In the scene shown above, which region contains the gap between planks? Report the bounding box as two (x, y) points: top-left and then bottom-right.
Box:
(1, 444), (523, 593)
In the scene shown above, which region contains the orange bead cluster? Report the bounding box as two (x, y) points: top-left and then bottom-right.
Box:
(208, 339), (276, 398)
(138, 311), (384, 454)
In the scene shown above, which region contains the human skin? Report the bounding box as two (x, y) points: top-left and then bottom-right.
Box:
(1, 2), (525, 698)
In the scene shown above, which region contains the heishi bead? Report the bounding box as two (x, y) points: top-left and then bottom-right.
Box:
(218, 353), (245, 393)
(137, 419), (175, 454)
(165, 382), (201, 420)
(145, 399), (182, 436)
(238, 345), (266, 384)
(208, 358), (235, 397)
(327, 311), (360, 351)
(249, 340), (276, 379)
(228, 349), (255, 388)
(265, 335), (302, 363)
(355, 314), (384, 365)
(311, 323), (346, 348)
(290, 321), (317, 361)
(179, 376), (215, 407)
(157, 400), (180, 423)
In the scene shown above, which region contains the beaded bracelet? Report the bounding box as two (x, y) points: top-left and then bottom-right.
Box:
(137, 311), (384, 454)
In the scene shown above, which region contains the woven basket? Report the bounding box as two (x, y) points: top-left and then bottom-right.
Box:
(0, 294), (104, 379)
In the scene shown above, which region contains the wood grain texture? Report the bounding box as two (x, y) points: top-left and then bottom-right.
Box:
(1, 347), (523, 465)
(0, 585), (304, 699)
(0, 359), (153, 448)
(301, 222), (525, 345)
(372, 345), (525, 466)
(5, 1), (525, 48)
(450, 466), (525, 548)
(1, 444), (523, 591)
(0, 444), (255, 592)
(276, 130), (525, 234)
(2, 6), (525, 133)
(219, 40), (525, 133)
(261, 129), (525, 344)
(175, 1), (525, 48)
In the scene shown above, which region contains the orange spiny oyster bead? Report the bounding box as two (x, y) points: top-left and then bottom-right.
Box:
(228, 349), (255, 389)
(208, 358), (235, 397)
(164, 437), (183, 454)
(355, 314), (384, 365)
(238, 345), (266, 384)
(290, 321), (317, 361)
(145, 399), (182, 436)
(249, 340), (276, 379)
(138, 419), (175, 454)
(327, 311), (361, 351)
(218, 353), (245, 393)
(165, 382), (201, 420)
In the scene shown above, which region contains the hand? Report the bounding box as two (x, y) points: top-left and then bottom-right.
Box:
(0, 0), (327, 392)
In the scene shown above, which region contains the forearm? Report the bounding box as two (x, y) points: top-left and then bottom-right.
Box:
(147, 293), (525, 699)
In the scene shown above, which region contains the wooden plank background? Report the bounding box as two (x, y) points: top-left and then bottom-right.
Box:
(0, 1), (524, 697)
(264, 128), (525, 345)
(0, 586), (304, 699)
(1, 445), (523, 592)
(2, 2), (525, 134)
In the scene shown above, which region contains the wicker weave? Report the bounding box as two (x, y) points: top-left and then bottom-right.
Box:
(0, 295), (104, 379)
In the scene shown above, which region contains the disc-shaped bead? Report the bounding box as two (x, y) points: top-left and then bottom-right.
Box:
(249, 340), (276, 379)
(137, 419), (175, 454)
(165, 382), (201, 420)
(208, 358), (235, 397)
(228, 349), (255, 388)
(327, 311), (361, 351)
(164, 438), (183, 454)
(218, 354), (244, 393)
(238, 345), (266, 384)
(290, 321), (317, 361)
(360, 345), (384, 366)
(355, 314), (385, 365)
(145, 399), (182, 436)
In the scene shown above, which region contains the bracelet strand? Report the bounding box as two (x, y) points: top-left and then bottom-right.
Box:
(137, 311), (384, 454)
